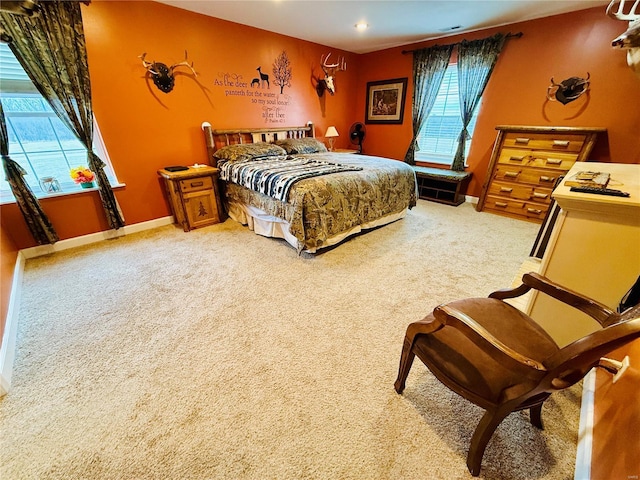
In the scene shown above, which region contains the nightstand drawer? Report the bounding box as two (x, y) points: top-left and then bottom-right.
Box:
(180, 176), (213, 193)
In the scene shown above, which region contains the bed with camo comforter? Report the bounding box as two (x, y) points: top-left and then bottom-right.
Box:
(202, 123), (417, 253)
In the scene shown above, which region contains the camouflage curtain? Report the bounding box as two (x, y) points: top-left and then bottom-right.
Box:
(403, 44), (453, 166)
(0, 1), (125, 229)
(0, 102), (58, 245)
(451, 33), (506, 172)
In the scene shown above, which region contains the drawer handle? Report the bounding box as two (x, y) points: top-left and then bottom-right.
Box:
(504, 171), (519, 178)
(553, 140), (570, 147)
(190, 181), (204, 187)
(539, 176), (556, 182)
(546, 158), (562, 165)
(495, 202), (508, 208)
(515, 137), (530, 145)
(509, 155), (525, 162)
(500, 187), (513, 193)
(527, 208), (542, 214)
(533, 192), (548, 199)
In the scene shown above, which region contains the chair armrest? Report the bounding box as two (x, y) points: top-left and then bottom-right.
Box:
(521, 272), (619, 327)
(434, 305), (547, 372)
(488, 283), (532, 301)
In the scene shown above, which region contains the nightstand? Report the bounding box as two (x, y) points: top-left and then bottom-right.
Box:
(158, 166), (225, 231)
(333, 149), (359, 154)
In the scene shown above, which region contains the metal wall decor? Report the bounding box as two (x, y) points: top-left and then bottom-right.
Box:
(546, 73), (590, 104)
(139, 51), (197, 93)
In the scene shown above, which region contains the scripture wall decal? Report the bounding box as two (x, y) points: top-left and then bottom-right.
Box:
(212, 51), (294, 124)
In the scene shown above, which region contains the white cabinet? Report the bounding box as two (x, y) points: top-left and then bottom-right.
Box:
(526, 162), (640, 346)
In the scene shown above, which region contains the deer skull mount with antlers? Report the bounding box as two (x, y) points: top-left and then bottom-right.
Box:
(547, 73), (590, 104)
(139, 51), (197, 94)
(316, 53), (347, 97)
(607, 0), (640, 77)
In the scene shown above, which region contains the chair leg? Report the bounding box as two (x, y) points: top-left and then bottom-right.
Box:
(530, 403), (544, 429)
(394, 337), (416, 394)
(467, 408), (511, 476)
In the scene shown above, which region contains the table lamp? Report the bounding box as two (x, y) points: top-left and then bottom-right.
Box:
(325, 126), (339, 151)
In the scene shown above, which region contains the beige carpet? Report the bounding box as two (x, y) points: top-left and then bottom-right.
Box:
(1, 201), (579, 479)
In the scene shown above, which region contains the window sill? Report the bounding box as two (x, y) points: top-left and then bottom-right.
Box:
(0, 182), (126, 206)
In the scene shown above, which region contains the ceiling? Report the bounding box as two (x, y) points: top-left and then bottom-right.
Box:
(155, 0), (611, 54)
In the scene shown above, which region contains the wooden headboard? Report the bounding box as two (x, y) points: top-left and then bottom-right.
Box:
(201, 122), (315, 167)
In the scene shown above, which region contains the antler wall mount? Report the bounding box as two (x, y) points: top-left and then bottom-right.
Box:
(546, 73), (590, 104)
(139, 51), (197, 93)
(315, 52), (347, 97)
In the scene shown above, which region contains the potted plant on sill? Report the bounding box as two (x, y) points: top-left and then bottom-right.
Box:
(70, 166), (95, 189)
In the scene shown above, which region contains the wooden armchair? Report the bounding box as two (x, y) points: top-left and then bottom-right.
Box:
(394, 272), (640, 476)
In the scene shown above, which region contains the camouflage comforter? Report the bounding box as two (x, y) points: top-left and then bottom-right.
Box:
(223, 152), (418, 252)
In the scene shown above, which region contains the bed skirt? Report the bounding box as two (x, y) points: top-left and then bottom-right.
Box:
(227, 201), (407, 253)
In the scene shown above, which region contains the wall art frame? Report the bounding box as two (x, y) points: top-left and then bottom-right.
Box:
(365, 77), (408, 124)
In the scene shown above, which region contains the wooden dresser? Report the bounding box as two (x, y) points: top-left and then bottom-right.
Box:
(477, 125), (606, 222)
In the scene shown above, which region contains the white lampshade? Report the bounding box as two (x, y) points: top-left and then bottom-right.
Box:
(325, 126), (339, 138)
(325, 126), (339, 151)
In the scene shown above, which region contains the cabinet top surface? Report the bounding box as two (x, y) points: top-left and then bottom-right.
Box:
(553, 162), (640, 217)
(495, 125), (607, 134)
(158, 165), (218, 179)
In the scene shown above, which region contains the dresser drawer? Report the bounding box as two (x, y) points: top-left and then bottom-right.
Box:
(503, 132), (586, 152)
(494, 165), (562, 187)
(488, 181), (552, 203)
(498, 148), (578, 171)
(484, 195), (549, 221)
(180, 176), (213, 193)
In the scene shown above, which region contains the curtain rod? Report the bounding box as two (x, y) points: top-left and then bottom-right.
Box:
(401, 31), (523, 55)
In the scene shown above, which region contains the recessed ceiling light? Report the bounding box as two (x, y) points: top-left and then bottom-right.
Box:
(355, 23), (369, 31)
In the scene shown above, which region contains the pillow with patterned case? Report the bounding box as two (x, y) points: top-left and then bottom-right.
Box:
(274, 137), (328, 154)
(214, 143), (288, 162)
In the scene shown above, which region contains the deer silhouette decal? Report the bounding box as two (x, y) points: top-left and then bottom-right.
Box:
(256, 66), (270, 88)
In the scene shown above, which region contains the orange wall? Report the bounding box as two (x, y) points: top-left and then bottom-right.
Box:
(0, 0), (359, 250)
(356, 7), (640, 197)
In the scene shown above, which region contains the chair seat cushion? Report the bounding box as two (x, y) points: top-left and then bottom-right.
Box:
(412, 298), (560, 409)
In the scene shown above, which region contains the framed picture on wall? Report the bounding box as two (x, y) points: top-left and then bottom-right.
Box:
(365, 78), (408, 124)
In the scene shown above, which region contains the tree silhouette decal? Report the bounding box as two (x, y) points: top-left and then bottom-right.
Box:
(272, 51), (292, 94)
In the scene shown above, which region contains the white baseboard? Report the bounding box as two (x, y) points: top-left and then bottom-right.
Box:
(0, 216), (174, 395)
(574, 369), (596, 480)
(466, 195), (479, 205)
(0, 252), (25, 396)
(20, 216), (173, 259)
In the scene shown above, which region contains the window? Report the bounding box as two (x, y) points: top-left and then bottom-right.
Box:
(415, 64), (480, 165)
(0, 43), (118, 201)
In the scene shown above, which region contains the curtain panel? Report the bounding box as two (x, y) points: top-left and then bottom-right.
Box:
(403, 44), (454, 166)
(0, 102), (59, 245)
(451, 33), (506, 172)
(0, 1), (125, 229)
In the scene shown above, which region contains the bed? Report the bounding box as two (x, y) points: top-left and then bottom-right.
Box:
(201, 122), (417, 253)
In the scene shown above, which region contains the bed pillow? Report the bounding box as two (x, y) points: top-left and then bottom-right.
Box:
(214, 143), (287, 162)
(274, 137), (328, 154)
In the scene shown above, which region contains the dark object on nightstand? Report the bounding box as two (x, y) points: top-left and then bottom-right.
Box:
(164, 165), (189, 172)
(394, 272), (640, 476)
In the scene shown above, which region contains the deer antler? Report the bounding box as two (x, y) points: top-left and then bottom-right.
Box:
(139, 53), (159, 75)
(170, 50), (197, 77)
(606, 0), (640, 21)
(321, 52), (347, 74)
